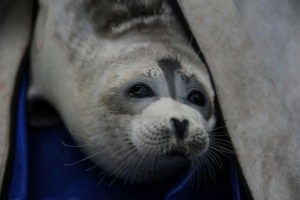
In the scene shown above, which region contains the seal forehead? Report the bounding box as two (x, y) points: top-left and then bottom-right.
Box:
(156, 56), (214, 99)
(157, 57), (181, 99)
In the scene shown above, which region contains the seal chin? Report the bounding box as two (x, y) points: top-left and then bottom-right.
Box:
(152, 151), (190, 176)
(165, 151), (187, 160)
(138, 159), (190, 183)
(159, 150), (190, 167)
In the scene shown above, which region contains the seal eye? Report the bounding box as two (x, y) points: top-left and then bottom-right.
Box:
(188, 90), (206, 106)
(128, 84), (154, 98)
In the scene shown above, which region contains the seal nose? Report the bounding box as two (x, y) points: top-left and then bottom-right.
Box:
(170, 118), (189, 139)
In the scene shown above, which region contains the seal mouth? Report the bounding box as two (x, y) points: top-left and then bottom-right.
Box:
(156, 150), (189, 170)
(164, 148), (188, 161)
(166, 151), (186, 158)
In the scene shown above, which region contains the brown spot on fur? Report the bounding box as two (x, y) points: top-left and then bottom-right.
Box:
(100, 87), (122, 115)
(85, 0), (164, 33)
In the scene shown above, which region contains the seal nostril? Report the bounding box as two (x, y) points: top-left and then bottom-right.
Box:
(170, 118), (189, 139)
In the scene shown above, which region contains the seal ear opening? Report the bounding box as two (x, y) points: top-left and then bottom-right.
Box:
(27, 98), (61, 128)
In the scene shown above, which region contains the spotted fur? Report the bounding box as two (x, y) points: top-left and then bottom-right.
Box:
(30, 0), (216, 183)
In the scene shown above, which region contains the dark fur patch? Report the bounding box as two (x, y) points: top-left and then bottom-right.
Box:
(157, 58), (181, 99)
(84, 0), (166, 34)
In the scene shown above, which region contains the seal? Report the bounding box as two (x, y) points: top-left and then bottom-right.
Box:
(29, 0), (217, 183)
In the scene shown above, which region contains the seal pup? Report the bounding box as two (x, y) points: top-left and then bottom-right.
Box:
(29, 0), (217, 183)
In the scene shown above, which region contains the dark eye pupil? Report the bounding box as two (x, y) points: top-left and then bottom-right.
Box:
(188, 91), (206, 106)
(128, 84), (153, 98)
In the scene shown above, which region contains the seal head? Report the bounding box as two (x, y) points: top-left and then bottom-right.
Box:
(30, 0), (216, 183)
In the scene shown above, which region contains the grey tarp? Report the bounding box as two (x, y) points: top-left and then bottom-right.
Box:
(0, 0), (33, 191)
(0, 0), (299, 199)
(179, 0), (300, 199)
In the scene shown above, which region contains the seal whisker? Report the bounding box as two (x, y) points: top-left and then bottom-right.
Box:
(64, 151), (103, 166)
(209, 131), (230, 136)
(111, 148), (139, 179)
(110, 149), (144, 185)
(208, 144), (233, 155)
(209, 140), (234, 149)
(190, 145), (227, 187)
(127, 152), (149, 184)
(127, 149), (152, 184)
(85, 164), (98, 171)
(197, 154), (209, 187)
(97, 168), (113, 187)
(202, 154), (218, 185)
(208, 125), (227, 132)
(209, 140), (233, 149)
(205, 150), (224, 173)
(61, 140), (96, 148)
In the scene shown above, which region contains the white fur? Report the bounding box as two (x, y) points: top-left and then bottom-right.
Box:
(131, 98), (213, 156)
(30, 0), (217, 183)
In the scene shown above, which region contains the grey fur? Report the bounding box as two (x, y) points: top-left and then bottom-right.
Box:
(157, 57), (181, 99)
(30, 0), (216, 183)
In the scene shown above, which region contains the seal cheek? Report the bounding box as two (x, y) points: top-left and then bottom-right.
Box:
(130, 117), (171, 155)
(100, 88), (137, 115)
(187, 130), (209, 157)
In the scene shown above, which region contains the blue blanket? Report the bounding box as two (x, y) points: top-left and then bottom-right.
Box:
(8, 75), (241, 200)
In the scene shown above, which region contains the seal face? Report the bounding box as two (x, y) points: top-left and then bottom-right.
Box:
(30, 0), (216, 183)
(97, 55), (216, 182)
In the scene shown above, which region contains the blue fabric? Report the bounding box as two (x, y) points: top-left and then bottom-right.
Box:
(230, 160), (242, 200)
(9, 74), (241, 200)
(9, 76), (29, 199)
